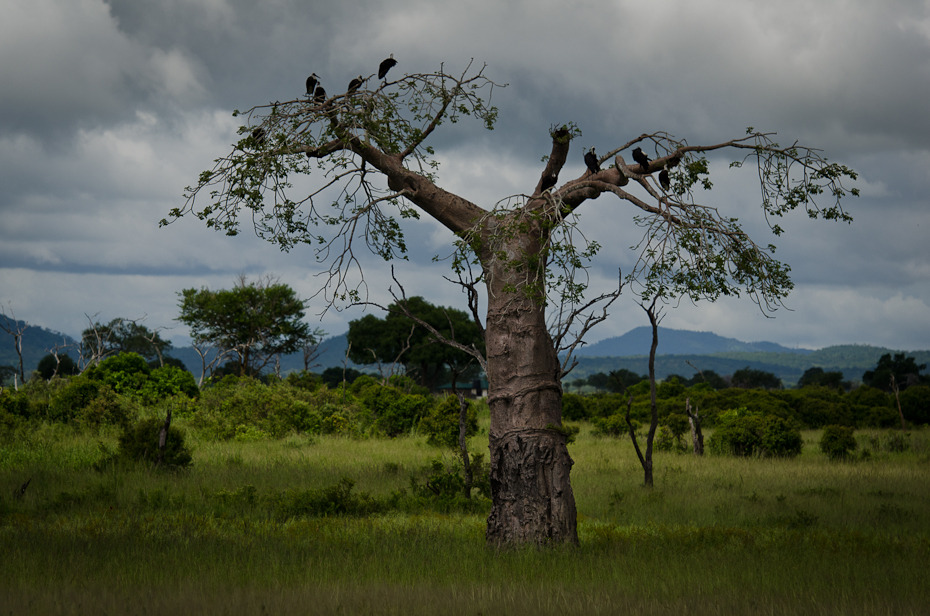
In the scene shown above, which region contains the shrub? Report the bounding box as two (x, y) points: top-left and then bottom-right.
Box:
(355, 381), (431, 437)
(561, 392), (588, 421)
(111, 417), (193, 469)
(138, 365), (199, 404)
(418, 394), (478, 448)
(654, 425), (675, 452)
(48, 376), (102, 422)
(84, 352), (151, 395)
(900, 385), (930, 425)
(592, 413), (632, 438)
(708, 409), (802, 458)
(74, 385), (136, 430)
(819, 425), (857, 460)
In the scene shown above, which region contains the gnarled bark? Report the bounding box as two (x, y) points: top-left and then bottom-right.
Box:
(481, 226), (578, 546)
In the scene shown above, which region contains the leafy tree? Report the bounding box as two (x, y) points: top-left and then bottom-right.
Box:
(863, 353), (927, 392)
(320, 366), (366, 389)
(166, 60), (857, 545)
(819, 425), (857, 460)
(347, 296), (484, 391)
(798, 366), (846, 389)
(731, 366), (782, 390)
(37, 353), (80, 380)
(606, 369), (645, 394)
(177, 275), (317, 377)
(81, 318), (172, 367)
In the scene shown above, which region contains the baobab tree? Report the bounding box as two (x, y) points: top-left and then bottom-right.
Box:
(164, 59), (857, 546)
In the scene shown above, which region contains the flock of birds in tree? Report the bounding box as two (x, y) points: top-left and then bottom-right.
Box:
(260, 56), (678, 197)
(582, 143), (676, 193)
(249, 55), (398, 153)
(304, 54), (397, 104)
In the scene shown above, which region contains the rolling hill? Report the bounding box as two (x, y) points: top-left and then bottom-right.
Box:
(3, 315), (928, 387)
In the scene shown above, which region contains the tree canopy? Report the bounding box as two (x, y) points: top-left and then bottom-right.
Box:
(347, 296), (484, 391)
(177, 276), (317, 377)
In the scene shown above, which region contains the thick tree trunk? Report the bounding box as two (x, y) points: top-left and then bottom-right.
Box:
(481, 238), (578, 546)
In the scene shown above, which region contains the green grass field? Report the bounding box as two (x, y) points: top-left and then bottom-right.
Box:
(2, 421), (929, 615)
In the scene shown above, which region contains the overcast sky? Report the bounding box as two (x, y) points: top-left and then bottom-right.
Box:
(2, 0), (929, 354)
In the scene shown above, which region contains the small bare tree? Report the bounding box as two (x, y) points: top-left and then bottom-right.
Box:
(0, 303), (28, 387)
(626, 297), (662, 487)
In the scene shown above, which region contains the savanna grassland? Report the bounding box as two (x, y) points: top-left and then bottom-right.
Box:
(2, 416), (929, 616)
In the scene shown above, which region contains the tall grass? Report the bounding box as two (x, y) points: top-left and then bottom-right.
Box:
(2, 422), (928, 615)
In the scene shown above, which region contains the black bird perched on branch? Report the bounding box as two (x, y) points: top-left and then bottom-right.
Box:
(347, 75), (364, 94)
(584, 148), (600, 175)
(632, 147), (651, 171)
(313, 85), (326, 104)
(378, 54), (397, 79)
(250, 127), (265, 145)
(305, 73), (319, 96)
(659, 169), (671, 191)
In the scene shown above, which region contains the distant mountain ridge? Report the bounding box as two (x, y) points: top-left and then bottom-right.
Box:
(573, 326), (811, 357)
(3, 316), (929, 387)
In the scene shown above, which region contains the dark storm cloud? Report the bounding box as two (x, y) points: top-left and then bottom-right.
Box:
(2, 0), (929, 350)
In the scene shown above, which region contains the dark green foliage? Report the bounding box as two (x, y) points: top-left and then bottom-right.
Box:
(820, 425), (857, 460)
(592, 414), (632, 438)
(111, 417), (193, 469)
(899, 385), (930, 425)
(178, 277), (316, 377)
(355, 379), (432, 437)
(863, 353), (928, 392)
(561, 392), (588, 420)
(320, 366), (365, 388)
(347, 296), (484, 391)
(81, 318), (171, 364)
(657, 377), (686, 399)
(84, 352), (151, 395)
(798, 366), (845, 389)
(418, 394), (478, 448)
(606, 369), (647, 393)
(708, 409), (802, 457)
(664, 412), (690, 449)
(285, 370), (323, 390)
(273, 479), (384, 518)
(406, 456), (492, 512)
(846, 385), (894, 427)
(191, 376), (347, 439)
(138, 365), (199, 404)
(48, 376), (102, 422)
(36, 353), (79, 380)
(731, 367), (782, 389)
(779, 387), (853, 428)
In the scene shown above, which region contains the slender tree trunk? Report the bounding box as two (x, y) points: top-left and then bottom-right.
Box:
(686, 397), (704, 456)
(482, 239), (578, 546)
(457, 392), (474, 498)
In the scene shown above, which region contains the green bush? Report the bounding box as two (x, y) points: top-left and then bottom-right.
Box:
(84, 352), (151, 395)
(74, 385), (136, 430)
(48, 376), (102, 422)
(561, 392), (588, 421)
(900, 385), (930, 425)
(355, 381), (431, 437)
(708, 409), (802, 458)
(819, 425), (857, 460)
(138, 365), (199, 404)
(592, 413), (632, 438)
(110, 417), (193, 469)
(418, 394), (478, 448)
